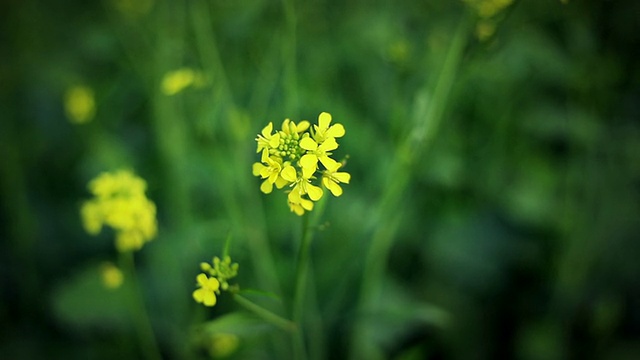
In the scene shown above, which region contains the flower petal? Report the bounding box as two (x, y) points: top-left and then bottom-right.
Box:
(327, 123), (345, 138)
(193, 288), (205, 302)
(260, 179), (274, 194)
(319, 137), (338, 151)
(206, 277), (220, 291)
(319, 155), (338, 171)
(300, 154), (318, 173)
(203, 291), (217, 306)
(261, 122), (273, 137)
(297, 120), (310, 133)
(299, 137), (318, 151)
(334, 172), (350, 184)
(323, 177), (343, 197)
(281, 165), (297, 182)
(252, 162), (266, 177)
(196, 273), (209, 286)
(318, 112), (332, 130)
(275, 176), (289, 189)
(300, 198), (314, 210)
(306, 183), (323, 201)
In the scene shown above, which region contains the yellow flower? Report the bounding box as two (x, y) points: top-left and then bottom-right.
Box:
(322, 163), (351, 197)
(208, 333), (240, 358)
(64, 85), (95, 124)
(81, 170), (157, 252)
(299, 137), (339, 179)
(255, 122), (281, 153)
(252, 112), (349, 216)
(193, 273), (220, 307)
(161, 68), (204, 95)
(252, 150), (289, 194)
(194, 256), (239, 306)
(312, 112), (345, 143)
(101, 262), (124, 289)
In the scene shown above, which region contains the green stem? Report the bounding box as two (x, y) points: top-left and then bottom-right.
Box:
(233, 294), (296, 332)
(120, 252), (162, 360)
(292, 213), (312, 360)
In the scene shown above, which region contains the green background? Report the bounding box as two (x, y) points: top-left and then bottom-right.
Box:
(2, 0), (640, 359)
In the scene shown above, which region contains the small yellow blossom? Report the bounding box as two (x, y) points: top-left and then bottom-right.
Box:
(161, 68), (204, 95)
(252, 150), (289, 194)
(64, 85), (95, 124)
(207, 256), (239, 291)
(193, 273), (220, 307)
(322, 163), (351, 197)
(101, 262), (124, 289)
(193, 256), (239, 307)
(81, 170), (157, 252)
(299, 137), (339, 179)
(312, 112), (345, 143)
(252, 112), (350, 215)
(255, 122), (281, 154)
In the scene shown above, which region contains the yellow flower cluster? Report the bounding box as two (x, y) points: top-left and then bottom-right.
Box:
(81, 170), (157, 252)
(193, 256), (239, 307)
(252, 112), (351, 215)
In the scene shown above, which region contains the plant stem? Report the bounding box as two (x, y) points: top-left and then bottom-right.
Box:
(292, 213), (312, 360)
(120, 251), (162, 360)
(233, 294), (296, 332)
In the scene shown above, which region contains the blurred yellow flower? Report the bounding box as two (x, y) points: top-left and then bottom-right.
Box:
(161, 68), (204, 96)
(252, 112), (349, 216)
(81, 170), (157, 252)
(208, 333), (240, 358)
(193, 273), (220, 307)
(64, 85), (95, 124)
(101, 262), (124, 289)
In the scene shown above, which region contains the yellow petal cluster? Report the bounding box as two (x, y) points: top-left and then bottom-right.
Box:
(81, 170), (157, 252)
(252, 112), (350, 216)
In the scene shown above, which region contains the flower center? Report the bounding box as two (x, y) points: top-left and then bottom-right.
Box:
(272, 132), (304, 161)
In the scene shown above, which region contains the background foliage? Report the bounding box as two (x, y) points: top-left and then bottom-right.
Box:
(2, 0), (640, 359)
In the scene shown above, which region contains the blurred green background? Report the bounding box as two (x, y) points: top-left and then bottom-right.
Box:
(2, 0), (640, 359)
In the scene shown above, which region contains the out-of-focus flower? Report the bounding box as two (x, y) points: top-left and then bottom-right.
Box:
(81, 170), (157, 252)
(207, 333), (240, 358)
(194, 256), (239, 307)
(101, 262), (124, 289)
(64, 85), (95, 124)
(161, 68), (205, 96)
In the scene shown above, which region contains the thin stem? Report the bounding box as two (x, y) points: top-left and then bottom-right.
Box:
(120, 251), (162, 360)
(292, 213), (312, 360)
(233, 294), (296, 332)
